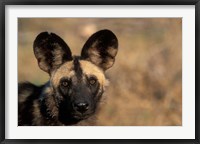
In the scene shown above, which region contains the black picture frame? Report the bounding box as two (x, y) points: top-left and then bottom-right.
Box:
(0, 0), (199, 144)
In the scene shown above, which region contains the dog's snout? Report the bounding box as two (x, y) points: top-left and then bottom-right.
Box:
(73, 102), (89, 113)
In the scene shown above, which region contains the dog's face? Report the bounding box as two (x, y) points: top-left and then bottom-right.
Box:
(33, 30), (118, 123)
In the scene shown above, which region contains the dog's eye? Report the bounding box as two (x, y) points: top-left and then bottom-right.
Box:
(61, 81), (69, 87)
(89, 78), (96, 85)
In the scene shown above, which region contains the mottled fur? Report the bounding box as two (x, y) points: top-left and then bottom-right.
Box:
(18, 29), (118, 126)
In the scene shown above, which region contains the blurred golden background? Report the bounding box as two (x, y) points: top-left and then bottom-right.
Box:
(18, 18), (182, 126)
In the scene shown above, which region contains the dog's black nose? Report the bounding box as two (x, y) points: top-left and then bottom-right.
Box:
(74, 102), (89, 113)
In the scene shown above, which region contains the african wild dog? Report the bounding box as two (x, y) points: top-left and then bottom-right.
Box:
(18, 29), (118, 126)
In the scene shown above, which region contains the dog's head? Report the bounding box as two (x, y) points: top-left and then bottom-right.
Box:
(33, 30), (118, 124)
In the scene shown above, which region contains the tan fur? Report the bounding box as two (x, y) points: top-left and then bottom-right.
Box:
(52, 45), (64, 66)
(107, 46), (118, 57)
(87, 47), (102, 65)
(34, 47), (49, 72)
(44, 89), (59, 118)
(32, 100), (43, 125)
(80, 60), (107, 86)
(51, 61), (74, 87)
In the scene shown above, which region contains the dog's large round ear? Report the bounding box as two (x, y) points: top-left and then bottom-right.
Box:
(81, 29), (118, 71)
(33, 32), (72, 74)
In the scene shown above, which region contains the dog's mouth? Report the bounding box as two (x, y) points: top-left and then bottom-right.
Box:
(72, 113), (91, 120)
(58, 104), (95, 125)
(58, 112), (90, 125)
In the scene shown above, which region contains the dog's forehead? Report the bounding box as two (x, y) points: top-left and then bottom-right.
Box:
(79, 60), (104, 78)
(51, 60), (106, 85)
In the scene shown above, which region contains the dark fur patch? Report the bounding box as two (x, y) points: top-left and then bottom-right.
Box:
(73, 56), (83, 80)
(18, 82), (44, 125)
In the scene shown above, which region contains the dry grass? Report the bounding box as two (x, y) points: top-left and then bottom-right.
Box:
(18, 18), (182, 126)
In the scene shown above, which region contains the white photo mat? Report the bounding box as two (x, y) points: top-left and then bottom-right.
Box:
(5, 5), (195, 139)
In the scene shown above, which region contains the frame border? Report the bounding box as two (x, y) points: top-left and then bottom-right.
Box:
(1, 0), (199, 144)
